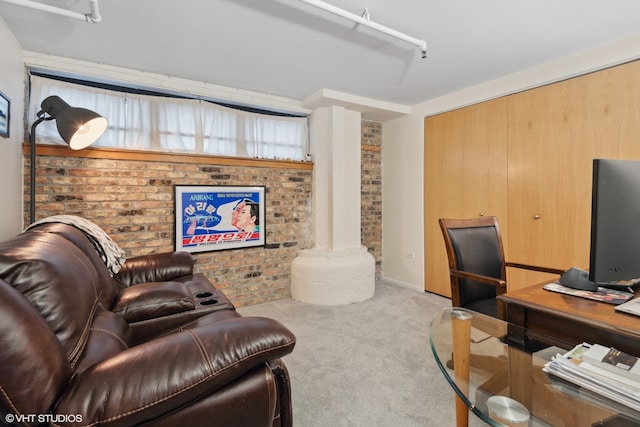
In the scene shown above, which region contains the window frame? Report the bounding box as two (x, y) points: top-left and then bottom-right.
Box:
(28, 71), (310, 162)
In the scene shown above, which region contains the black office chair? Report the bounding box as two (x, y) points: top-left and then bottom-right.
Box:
(438, 216), (566, 418)
(438, 216), (565, 319)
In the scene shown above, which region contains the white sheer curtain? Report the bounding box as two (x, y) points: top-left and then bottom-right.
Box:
(201, 102), (241, 156)
(29, 75), (308, 160)
(244, 113), (309, 160)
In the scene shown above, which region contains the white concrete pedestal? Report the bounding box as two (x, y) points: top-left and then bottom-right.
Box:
(291, 246), (375, 305)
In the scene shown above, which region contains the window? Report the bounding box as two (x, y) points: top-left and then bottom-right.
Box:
(28, 74), (309, 161)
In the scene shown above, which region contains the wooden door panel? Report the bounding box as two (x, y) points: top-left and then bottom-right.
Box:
(507, 82), (591, 270)
(508, 60), (640, 272)
(424, 98), (508, 296)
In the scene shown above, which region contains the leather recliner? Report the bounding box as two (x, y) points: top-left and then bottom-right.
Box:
(0, 222), (295, 427)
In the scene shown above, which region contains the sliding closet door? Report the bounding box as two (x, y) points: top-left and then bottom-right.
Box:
(507, 60), (640, 288)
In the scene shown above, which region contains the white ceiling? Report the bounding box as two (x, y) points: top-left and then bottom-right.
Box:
(2, 0), (640, 109)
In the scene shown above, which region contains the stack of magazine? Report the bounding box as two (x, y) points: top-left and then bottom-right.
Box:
(543, 343), (640, 411)
(543, 282), (633, 304)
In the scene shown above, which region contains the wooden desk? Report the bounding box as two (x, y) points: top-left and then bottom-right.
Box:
(498, 283), (640, 356)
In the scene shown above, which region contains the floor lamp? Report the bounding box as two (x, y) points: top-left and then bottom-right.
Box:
(29, 95), (108, 224)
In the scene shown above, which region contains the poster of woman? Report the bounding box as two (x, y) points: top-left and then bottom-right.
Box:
(174, 185), (265, 253)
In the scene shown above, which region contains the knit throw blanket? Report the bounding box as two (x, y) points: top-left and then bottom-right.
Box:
(26, 215), (127, 276)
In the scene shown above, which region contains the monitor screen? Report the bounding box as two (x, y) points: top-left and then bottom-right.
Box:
(589, 158), (640, 284)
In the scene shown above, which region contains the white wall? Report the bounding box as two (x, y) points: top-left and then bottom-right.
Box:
(382, 34), (640, 292)
(0, 17), (25, 239)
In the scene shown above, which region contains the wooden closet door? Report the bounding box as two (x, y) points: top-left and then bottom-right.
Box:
(507, 60), (640, 289)
(424, 98), (508, 296)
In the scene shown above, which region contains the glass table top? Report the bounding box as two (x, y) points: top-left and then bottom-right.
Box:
(429, 307), (640, 426)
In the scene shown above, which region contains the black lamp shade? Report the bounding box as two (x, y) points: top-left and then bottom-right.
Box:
(29, 95), (108, 224)
(40, 95), (108, 149)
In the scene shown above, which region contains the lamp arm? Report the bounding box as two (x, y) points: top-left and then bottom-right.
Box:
(29, 115), (49, 225)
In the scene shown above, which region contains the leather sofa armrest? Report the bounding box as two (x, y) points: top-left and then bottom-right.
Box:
(114, 251), (194, 287)
(55, 316), (296, 426)
(113, 281), (195, 323)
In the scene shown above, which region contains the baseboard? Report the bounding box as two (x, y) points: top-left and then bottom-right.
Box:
(379, 276), (423, 293)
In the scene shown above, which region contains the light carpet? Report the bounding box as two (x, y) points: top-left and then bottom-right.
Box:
(239, 280), (487, 426)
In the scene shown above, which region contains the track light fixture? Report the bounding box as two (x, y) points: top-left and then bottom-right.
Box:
(0, 0), (102, 23)
(296, 0), (427, 58)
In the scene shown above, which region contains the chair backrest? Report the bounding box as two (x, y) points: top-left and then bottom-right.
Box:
(0, 277), (71, 417)
(0, 226), (106, 364)
(438, 217), (507, 314)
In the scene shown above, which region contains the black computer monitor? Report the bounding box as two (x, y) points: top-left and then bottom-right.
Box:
(589, 158), (640, 285)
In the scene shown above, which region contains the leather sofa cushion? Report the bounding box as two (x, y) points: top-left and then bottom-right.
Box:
(28, 223), (119, 307)
(0, 232), (100, 365)
(143, 364), (278, 427)
(113, 281), (196, 323)
(0, 279), (71, 416)
(55, 316), (296, 426)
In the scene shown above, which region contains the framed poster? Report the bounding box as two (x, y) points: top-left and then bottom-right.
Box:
(0, 91), (9, 138)
(175, 185), (265, 253)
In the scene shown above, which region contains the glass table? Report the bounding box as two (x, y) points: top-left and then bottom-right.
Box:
(429, 307), (640, 427)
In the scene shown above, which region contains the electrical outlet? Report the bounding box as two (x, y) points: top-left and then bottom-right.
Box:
(406, 251), (415, 259)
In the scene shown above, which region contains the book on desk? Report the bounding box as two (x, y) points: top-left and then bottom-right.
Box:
(581, 344), (640, 382)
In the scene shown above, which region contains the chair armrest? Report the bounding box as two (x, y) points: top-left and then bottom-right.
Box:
(505, 262), (565, 275)
(114, 251), (194, 287)
(450, 269), (507, 292)
(113, 281), (195, 323)
(55, 316), (296, 426)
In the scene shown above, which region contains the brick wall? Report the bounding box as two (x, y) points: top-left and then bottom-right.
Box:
(27, 152), (313, 307)
(361, 120), (382, 279)
(24, 120), (383, 306)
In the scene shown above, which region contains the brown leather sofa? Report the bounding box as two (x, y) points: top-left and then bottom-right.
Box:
(0, 222), (295, 427)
